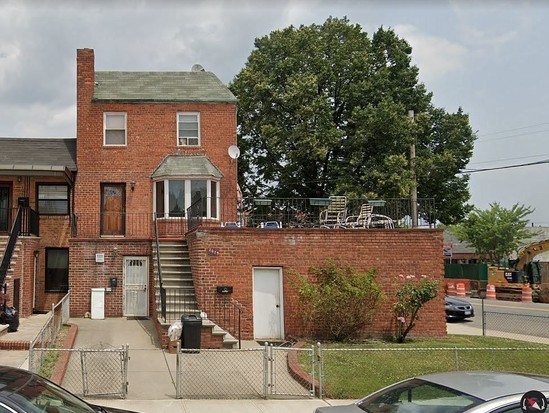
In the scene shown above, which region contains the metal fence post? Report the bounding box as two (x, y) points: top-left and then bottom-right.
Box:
(482, 298), (486, 336)
(263, 342), (269, 399)
(122, 344), (129, 399)
(317, 342), (323, 399)
(310, 344), (316, 398)
(176, 341), (181, 399)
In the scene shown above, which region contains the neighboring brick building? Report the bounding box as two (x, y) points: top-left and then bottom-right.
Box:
(0, 48), (446, 344)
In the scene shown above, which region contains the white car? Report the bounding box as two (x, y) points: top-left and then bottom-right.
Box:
(315, 371), (549, 413)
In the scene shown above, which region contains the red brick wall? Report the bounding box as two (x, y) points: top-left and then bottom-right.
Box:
(75, 49), (238, 232)
(187, 228), (446, 341)
(69, 239), (152, 317)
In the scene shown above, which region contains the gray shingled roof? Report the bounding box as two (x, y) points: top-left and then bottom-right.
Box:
(0, 137), (77, 171)
(94, 71), (237, 103)
(151, 155), (223, 179)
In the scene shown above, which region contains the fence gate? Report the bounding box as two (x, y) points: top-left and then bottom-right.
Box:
(176, 343), (315, 399)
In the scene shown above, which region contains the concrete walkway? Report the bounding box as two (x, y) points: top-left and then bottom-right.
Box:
(0, 315), (351, 412)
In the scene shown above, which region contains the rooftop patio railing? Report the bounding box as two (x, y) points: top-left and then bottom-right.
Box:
(71, 197), (436, 239)
(190, 197), (437, 230)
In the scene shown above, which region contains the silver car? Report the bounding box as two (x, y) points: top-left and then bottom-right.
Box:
(315, 371), (549, 413)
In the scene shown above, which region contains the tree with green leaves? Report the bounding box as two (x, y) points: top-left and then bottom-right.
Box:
(230, 17), (476, 225)
(450, 202), (535, 264)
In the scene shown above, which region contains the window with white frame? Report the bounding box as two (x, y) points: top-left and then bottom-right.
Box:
(177, 113), (200, 146)
(154, 179), (219, 218)
(37, 184), (69, 215)
(104, 112), (127, 145)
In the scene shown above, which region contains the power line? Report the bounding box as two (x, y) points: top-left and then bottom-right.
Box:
(461, 158), (549, 174)
(468, 153), (549, 166)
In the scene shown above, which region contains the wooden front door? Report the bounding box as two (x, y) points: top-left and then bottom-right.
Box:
(101, 184), (125, 236)
(0, 185), (10, 232)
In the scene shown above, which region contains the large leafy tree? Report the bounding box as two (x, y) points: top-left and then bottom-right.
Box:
(450, 203), (534, 264)
(230, 17), (476, 224)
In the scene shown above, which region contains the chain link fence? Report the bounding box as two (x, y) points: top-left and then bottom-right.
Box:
(482, 310), (549, 342)
(28, 292), (70, 371)
(30, 345), (130, 399)
(175, 342), (315, 399)
(317, 346), (549, 399)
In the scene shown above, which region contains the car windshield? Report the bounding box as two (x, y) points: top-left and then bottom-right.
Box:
(357, 378), (483, 413)
(2, 369), (95, 413)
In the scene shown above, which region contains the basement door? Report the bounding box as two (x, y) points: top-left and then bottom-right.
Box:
(253, 267), (284, 340)
(123, 257), (148, 317)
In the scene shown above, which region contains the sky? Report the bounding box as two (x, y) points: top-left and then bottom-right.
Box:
(1, 0), (548, 224)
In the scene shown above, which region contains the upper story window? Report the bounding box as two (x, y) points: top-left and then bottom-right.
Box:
(154, 179), (218, 219)
(37, 184), (69, 215)
(177, 113), (200, 146)
(104, 112), (127, 146)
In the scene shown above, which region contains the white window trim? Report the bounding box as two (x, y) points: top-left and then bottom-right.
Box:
(104, 112), (127, 146)
(177, 112), (200, 146)
(153, 178), (220, 219)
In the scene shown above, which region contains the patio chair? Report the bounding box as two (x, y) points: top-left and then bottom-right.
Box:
(319, 196), (347, 228)
(344, 203), (394, 229)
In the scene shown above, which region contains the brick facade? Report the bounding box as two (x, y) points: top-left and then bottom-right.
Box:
(1, 49), (448, 345)
(187, 227), (446, 340)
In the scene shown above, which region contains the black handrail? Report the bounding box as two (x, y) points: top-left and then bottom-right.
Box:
(0, 207), (22, 288)
(154, 213), (167, 322)
(210, 294), (242, 349)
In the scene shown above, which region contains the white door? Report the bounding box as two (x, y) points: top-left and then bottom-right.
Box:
(124, 257), (149, 317)
(253, 267), (284, 340)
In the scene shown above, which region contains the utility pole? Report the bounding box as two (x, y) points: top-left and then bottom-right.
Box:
(408, 110), (418, 228)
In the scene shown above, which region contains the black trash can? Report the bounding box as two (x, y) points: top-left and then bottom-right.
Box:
(181, 313), (202, 353)
(0, 305), (19, 333)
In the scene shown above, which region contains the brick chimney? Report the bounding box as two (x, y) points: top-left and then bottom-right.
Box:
(76, 48), (94, 117)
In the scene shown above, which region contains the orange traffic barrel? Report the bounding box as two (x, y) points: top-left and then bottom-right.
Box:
(446, 283), (456, 296)
(456, 282), (466, 297)
(486, 284), (496, 300)
(522, 287), (533, 303)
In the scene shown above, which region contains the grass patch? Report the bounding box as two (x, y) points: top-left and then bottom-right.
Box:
(37, 325), (70, 379)
(301, 335), (549, 399)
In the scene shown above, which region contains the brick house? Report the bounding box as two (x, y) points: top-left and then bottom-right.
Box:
(0, 49), (446, 345)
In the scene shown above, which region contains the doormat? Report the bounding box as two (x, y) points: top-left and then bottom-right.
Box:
(126, 316), (148, 320)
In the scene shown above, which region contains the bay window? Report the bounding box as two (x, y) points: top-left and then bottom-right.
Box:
(154, 179), (219, 219)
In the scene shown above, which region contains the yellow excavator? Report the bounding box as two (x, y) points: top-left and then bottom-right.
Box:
(488, 239), (549, 289)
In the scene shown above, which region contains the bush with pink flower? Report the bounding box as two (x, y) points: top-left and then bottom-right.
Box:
(393, 273), (439, 343)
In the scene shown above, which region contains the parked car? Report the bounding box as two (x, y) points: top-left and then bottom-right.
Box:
(0, 365), (141, 413)
(314, 371), (549, 413)
(445, 295), (475, 321)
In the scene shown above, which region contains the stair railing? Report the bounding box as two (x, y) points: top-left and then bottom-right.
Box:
(153, 213), (167, 322)
(211, 294), (242, 349)
(0, 206), (23, 289)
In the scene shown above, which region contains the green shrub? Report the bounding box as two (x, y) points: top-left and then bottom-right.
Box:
(291, 259), (385, 341)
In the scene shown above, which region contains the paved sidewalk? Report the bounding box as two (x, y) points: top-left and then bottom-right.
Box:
(0, 315), (350, 412)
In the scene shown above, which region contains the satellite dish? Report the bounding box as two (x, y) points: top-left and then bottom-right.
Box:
(191, 64), (205, 72)
(228, 145), (240, 159)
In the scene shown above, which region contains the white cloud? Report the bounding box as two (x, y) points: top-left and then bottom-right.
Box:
(394, 24), (468, 82)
